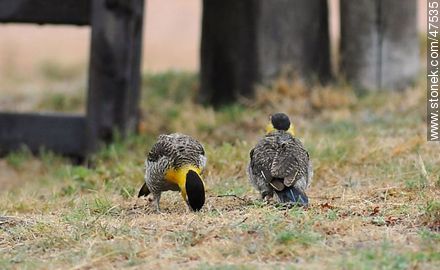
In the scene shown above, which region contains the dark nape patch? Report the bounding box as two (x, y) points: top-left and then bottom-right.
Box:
(271, 113), (290, 131)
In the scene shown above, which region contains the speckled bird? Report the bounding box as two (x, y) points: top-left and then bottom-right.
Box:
(248, 113), (312, 206)
(138, 133), (207, 212)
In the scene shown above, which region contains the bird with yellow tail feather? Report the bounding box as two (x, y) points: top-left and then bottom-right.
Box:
(138, 133), (206, 212)
(248, 113), (312, 206)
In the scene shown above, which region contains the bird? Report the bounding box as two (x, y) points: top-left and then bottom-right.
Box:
(138, 133), (207, 212)
(248, 113), (312, 206)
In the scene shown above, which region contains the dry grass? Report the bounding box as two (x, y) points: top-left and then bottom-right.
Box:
(0, 70), (439, 269)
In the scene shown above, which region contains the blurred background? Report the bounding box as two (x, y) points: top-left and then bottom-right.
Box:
(0, 0), (433, 188)
(1, 1), (439, 268)
(0, 0), (428, 111)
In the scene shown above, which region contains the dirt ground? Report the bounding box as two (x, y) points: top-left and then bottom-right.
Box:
(0, 71), (438, 269)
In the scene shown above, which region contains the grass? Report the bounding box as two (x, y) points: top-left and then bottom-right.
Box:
(0, 70), (439, 269)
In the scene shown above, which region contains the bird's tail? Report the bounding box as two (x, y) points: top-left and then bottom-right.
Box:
(275, 186), (308, 207)
(138, 182), (150, 197)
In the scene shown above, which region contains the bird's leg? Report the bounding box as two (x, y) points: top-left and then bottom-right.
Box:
(262, 190), (274, 203)
(152, 193), (161, 213)
(257, 173), (274, 203)
(263, 194), (274, 203)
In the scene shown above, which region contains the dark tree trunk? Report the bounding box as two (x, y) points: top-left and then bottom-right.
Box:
(87, 0), (144, 153)
(340, 0), (419, 91)
(200, 0), (330, 106)
(257, 0), (330, 83)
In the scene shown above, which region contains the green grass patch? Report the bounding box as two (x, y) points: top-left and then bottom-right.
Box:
(5, 148), (32, 169)
(1, 71), (438, 269)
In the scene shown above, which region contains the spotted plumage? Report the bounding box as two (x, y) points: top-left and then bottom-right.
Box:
(248, 113), (312, 206)
(138, 133), (207, 212)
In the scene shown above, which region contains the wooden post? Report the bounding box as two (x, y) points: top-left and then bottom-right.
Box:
(340, 0), (419, 91)
(0, 113), (86, 157)
(87, 0), (144, 153)
(200, 0), (330, 106)
(0, 0), (90, 25)
(0, 0), (145, 158)
(257, 0), (330, 83)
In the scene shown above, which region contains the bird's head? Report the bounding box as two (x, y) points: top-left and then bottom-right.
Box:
(184, 170), (205, 211)
(266, 113), (295, 136)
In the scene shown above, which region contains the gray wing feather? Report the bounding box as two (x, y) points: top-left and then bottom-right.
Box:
(147, 133), (206, 169)
(144, 133), (206, 194)
(249, 131), (312, 195)
(247, 157), (273, 198)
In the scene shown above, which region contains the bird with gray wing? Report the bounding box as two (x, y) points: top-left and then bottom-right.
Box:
(138, 133), (207, 212)
(248, 113), (312, 206)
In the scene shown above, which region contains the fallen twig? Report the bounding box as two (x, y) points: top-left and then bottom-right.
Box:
(210, 194), (248, 202)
